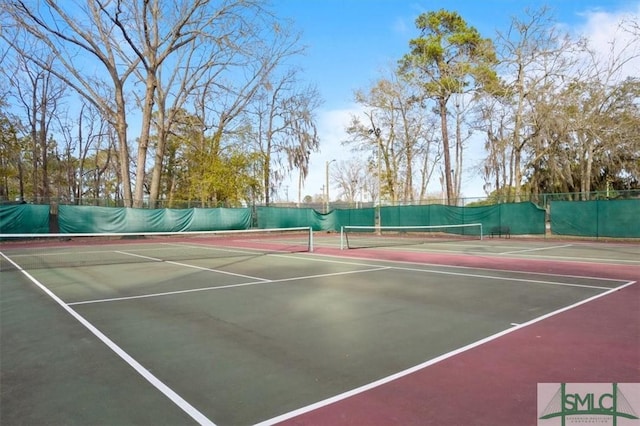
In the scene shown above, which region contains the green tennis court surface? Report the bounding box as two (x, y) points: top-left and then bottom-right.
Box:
(1, 233), (638, 425)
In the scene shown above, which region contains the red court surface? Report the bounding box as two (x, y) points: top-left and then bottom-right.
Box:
(267, 246), (640, 426)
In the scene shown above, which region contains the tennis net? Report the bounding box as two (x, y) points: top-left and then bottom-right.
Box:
(340, 224), (483, 249)
(0, 227), (313, 270)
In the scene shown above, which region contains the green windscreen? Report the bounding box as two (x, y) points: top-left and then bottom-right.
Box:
(333, 207), (376, 228)
(551, 199), (640, 238)
(379, 202), (544, 235)
(7, 201), (638, 239)
(256, 206), (337, 231)
(0, 204), (50, 234)
(58, 205), (251, 233)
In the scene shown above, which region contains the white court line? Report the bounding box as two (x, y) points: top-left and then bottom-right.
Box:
(6, 242), (273, 259)
(386, 264), (614, 290)
(254, 280), (637, 426)
(272, 253), (622, 289)
(289, 252), (630, 283)
(497, 252), (640, 265)
(499, 244), (574, 255)
(68, 266), (391, 306)
(0, 251), (216, 426)
(72, 247), (618, 306)
(161, 242), (271, 256)
(114, 250), (267, 281)
(340, 242), (640, 265)
(163, 241), (311, 256)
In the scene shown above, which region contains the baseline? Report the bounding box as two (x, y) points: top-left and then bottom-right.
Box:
(254, 280), (636, 426)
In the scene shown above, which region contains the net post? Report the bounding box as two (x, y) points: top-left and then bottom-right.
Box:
(480, 223), (483, 240)
(308, 227), (314, 252)
(340, 226), (344, 250)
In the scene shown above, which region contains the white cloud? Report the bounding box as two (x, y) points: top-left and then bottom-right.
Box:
(575, 3), (640, 80)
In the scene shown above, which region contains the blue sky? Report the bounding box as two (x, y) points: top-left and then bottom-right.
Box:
(269, 0), (640, 202)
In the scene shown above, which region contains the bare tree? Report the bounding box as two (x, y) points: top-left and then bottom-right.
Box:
(569, 19), (640, 197)
(344, 104), (388, 206)
(4, 52), (65, 202)
(346, 68), (441, 205)
(492, 7), (640, 201)
(2, 0), (140, 205)
(146, 39), (215, 208)
(415, 118), (442, 202)
(115, 0), (275, 207)
(478, 96), (514, 200)
(491, 6), (578, 201)
(56, 102), (112, 204)
(332, 159), (366, 205)
(248, 68), (321, 205)
(2, 0), (290, 207)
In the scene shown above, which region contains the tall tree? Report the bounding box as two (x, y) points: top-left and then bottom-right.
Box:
(399, 10), (497, 204)
(4, 53), (65, 202)
(567, 19), (640, 197)
(56, 102), (112, 204)
(331, 159), (364, 204)
(3, 0), (138, 205)
(489, 7), (577, 201)
(248, 68), (321, 205)
(346, 69), (442, 205)
(478, 96), (513, 200)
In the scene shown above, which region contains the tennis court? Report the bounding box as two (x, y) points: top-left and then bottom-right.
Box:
(1, 229), (638, 425)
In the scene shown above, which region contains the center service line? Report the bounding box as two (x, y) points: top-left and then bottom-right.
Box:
(69, 266), (391, 306)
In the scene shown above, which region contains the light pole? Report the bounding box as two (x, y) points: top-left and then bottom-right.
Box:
(325, 159), (336, 213)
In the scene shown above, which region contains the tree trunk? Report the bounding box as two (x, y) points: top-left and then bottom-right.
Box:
(454, 104), (463, 202)
(114, 85), (133, 207)
(513, 146), (523, 203)
(39, 108), (49, 202)
(148, 106), (166, 209)
(264, 154), (271, 206)
(580, 134), (594, 200)
(18, 157), (25, 202)
(439, 97), (453, 205)
(512, 64), (526, 203)
(133, 76), (157, 207)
